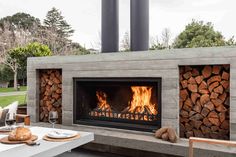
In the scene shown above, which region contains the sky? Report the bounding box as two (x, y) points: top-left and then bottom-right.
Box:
(0, 0), (235, 49)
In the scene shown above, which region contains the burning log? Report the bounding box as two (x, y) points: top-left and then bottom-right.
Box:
(179, 65), (230, 140)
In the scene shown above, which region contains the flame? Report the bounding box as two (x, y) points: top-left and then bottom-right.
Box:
(96, 91), (111, 111)
(128, 86), (157, 115)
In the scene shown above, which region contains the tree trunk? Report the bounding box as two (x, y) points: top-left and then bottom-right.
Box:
(13, 64), (18, 90)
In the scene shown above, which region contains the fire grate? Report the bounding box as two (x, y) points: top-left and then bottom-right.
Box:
(89, 110), (157, 121)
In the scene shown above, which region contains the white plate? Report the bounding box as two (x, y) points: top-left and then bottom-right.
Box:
(46, 130), (78, 139)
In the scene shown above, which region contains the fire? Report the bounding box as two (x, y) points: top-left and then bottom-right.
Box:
(128, 86), (157, 115)
(96, 91), (111, 111)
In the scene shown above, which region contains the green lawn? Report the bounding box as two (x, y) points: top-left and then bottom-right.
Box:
(0, 95), (26, 108)
(0, 86), (27, 93)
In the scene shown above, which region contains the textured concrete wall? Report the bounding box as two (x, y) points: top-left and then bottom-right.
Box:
(27, 46), (236, 140)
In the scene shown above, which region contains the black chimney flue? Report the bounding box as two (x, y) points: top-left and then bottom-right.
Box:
(101, 0), (119, 53)
(130, 0), (149, 51)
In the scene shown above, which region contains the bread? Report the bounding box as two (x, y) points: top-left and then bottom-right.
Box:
(167, 128), (178, 143)
(155, 127), (168, 138)
(8, 127), (32, 141)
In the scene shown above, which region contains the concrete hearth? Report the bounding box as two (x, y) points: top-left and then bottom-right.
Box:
(27, 47), (236, 156)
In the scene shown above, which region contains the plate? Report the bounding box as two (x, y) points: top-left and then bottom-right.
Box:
(0, 126), (11, 133)
(46, 130), (78, 139)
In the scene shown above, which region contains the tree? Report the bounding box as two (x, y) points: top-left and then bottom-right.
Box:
(161, 28), (171, 48)
(4, 42), (52, 89)
(44, 7), (74, 38)
(120, 31), (130, 52)
(173, 20), (227, 48)
(0, 12), (40, 31)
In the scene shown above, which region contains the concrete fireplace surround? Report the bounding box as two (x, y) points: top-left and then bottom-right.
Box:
(28, 47), (236, 156)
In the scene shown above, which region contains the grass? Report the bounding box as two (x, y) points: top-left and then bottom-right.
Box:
(0, 95), (26, 108)
(0, 86), (27, 93)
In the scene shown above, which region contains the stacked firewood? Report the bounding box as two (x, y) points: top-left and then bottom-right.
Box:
(39, 70), (62, 123)
(179, 65), (229, 140)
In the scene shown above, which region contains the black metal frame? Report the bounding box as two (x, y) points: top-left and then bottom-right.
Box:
(73, 77), (162, 132)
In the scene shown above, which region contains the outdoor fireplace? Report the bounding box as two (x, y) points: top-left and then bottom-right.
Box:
(73, 78), (161, 132)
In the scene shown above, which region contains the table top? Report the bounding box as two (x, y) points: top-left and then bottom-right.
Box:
(0, 126), (94, 157)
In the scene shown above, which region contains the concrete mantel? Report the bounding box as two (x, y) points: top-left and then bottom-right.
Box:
(27, 47), (236, 142)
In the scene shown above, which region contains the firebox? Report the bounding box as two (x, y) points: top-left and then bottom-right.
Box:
(73, 78), (161, 132)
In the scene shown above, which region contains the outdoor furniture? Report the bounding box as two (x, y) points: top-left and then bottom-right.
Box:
(15, 114), (30, 126)
(0, 126), (94, 157)
(189, 137), (236, 157)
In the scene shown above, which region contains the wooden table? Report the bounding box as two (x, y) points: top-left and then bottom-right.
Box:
(0, 126), (94, 157)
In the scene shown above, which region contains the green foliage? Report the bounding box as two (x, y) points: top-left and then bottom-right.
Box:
(0, 12), (41, 30)
(70, 42), (90, 55)
(0, 65), (13, 82)
(44, 7), (74, 38)
(0, 95), (26, 107)
(9, 42), (52, 69)
(173, 20), (228, 48)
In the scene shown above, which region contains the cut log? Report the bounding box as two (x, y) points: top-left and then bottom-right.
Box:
(201, 125), (211, 135)
(192, 68), (200, 77)
(188, 77), (197, 84)
(212, 65), (221, 74)
(185, 66), (192, 72)
(203, 118), (212, 127)
(183, 98), (193, 112)
(207, 75), (221, 85)
(181, 80), (188, 89)
(186, 131), (194, 138)
(183, 71), (192, 80)
(216, 105), (227, 113)
(189, 111), (197, 117)
(213, 85), (224, 94)
(199, 81), (207, 90)
(208, 82), (219, 93)
(190, 120), (202, 129)
(195, 76), (203, 84)
(208, 118), (220, 126)
(185, 123), (193, 131)
(180, 110), (189, 118)
(210, 92), (219, 99)
(220, 120), (229, 130)
(180, 89), (189, 101)
(202, 66), (212, 78)
(191, 93), (200, 104)
(211, 98), (223, 107)
(200, 94), (210, 106)
(220, 80), (229, 90)
(188, 84), (198, 93)
(219, 112), (226, 123)
(208, 111), (218, 118)
(211, 126), (219, 132)
(201, 107), (210, 117)
(189, 113), (204, 121)
(193, 129), (204, 137)
(204, 101), (214, 111)
(193, 103), (202, 113)
(222, 71), (229, 80)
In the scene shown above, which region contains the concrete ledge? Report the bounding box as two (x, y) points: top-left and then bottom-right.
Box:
(32, 123), (236, 157)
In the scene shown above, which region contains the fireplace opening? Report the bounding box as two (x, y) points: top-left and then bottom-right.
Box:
(73, 78), (161, 132)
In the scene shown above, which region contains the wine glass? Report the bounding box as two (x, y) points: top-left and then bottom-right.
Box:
(48, 111), (58, 129)
(5, 113), (16, 131)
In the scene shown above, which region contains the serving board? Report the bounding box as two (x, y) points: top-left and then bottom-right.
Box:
(0, 135), (38, 144)
(43, 134), (80, 142)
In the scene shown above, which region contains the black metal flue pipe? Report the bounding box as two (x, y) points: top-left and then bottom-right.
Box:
(101, 0), (119, 53)
(130, 0), (149, 51)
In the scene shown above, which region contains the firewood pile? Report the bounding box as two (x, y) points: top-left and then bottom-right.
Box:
(179, 65), (229, 140)
(39, 69), (62, 123)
